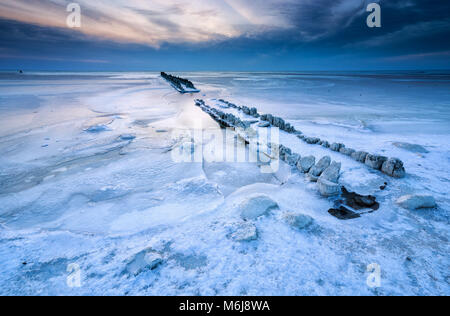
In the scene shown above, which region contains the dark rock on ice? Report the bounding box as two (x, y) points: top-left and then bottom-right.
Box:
(341, 187), (379, 211)
(328, 206), (361, 220)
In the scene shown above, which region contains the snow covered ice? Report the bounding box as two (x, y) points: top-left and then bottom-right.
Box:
(0, 71), (449, 295)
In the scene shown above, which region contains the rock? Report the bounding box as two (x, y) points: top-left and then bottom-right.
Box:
(308, 156), (331, 181)
(319, 161), (341, 183)
(282, 212), (314, 230)
(287, 153), (301, 166)
(381, 158), (406, 178)
(396, 195), (436, 210)
(341, 187), (379, 210)
(297, 155), (315, 173)
(330, 143), (345, 152)
(305, 137), (320, 144)
(318, 178), (341, 197)
(229, 222), (258, 242)
(365, 154), (388, 170)
(125, 249), (163, 276)
(239, 194), (279, 220)
(328, 206), (361, 220)
(351, 151), (368, 163)
(258, 121), (270, 128)
(392, 142), (429, 154)
(85, 124), (110, 133)
(339, 147), (355, 156)
(119, 134), (136, 141)
(320, 140), (330, 148)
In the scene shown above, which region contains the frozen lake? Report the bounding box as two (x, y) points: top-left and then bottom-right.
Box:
(0, 71), (449, 295)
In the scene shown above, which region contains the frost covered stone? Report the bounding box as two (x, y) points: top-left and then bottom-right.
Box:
(124, 249), (163, 276)
(381, 158), (406, 178)
(229, 222), (258, 242)
(330, 143), (345, 152)
(297, 155), (315, 173)
(287, 153), (301, 166)
(239, 194), (279, 220)
(319, 161), (341, 183)
(351, 151), (368, 162)
(396, 195), (437, 210)
(317, 179), (341, 197)
(340, 147), (355, 156)
(305, 137), (320, 144)
(308, 156), (331, 181)
(258, 121), (270, 128)
(282, 212), (314, 230)
(365, 154), (388, 170)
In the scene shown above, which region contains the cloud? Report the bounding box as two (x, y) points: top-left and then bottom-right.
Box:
(0, 0), (380, 46)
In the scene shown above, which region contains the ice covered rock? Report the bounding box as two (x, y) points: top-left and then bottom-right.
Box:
(320, 140), (330, 148)
(318, 179), (341, 197)
(340, 147), (355, 156)
(229, 222), (258, 242)
(85, 124), (111, 133)
(381, 158), (406, 178)
(308, 156), (331, 181)
(305, 137), (320, 144)
(297, 155), (315, 173)
(258, 121), (270, 128)
(365, 154), (388, 170)
(351, 151), (368, 163)
(330, 143), (345, 152)
(396, 195), (437, 210)
(124, 249), (163, 276)
(239, 194), (279, 220)
(287, 153), (301, 166)
(119, 134), (136, 141)
(319, 161), (341, 183)
(282, 212), (314, 230)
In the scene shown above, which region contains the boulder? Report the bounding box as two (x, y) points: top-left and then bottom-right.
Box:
(297, 155), (315, 173)
(318, 178), (341, 197)
(229, 222), (258, 242)
(342, 187), (379, 210)
(282, 212), (314, 230)
(320, 140), (330, 148)
(308, 156), (331, 181)
(365, 154), (388, 170)
(239, 194), (279, 220)
(330, 143), (345, 152)
(396, 195), (437, 210)
(287, 153), (301, 166)
(328, 206), (361, 220)
(319, 161), (341, 183)
(381, 158), (406, 178)
(351, 151), (368, 163)
(124, 249), (163, 276)
(340, 147), (355, 156)
(305, 137), (320, 144)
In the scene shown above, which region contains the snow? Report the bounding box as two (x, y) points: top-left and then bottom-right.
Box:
(0, 71), (449, 296)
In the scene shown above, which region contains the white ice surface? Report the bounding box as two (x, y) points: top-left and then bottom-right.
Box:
(0, 72), (448, 295)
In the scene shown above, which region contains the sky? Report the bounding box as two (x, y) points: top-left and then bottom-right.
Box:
(0, 0), (449, 71)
